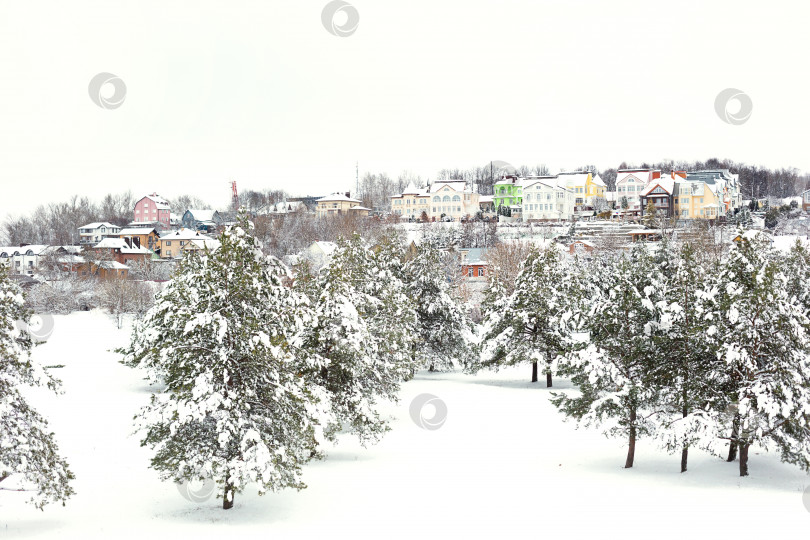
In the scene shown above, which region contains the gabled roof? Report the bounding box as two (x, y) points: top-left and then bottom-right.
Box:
(79, 222), (120, 230)
(640, 177), (675, 196)
(138, 193), (171, 209)
(94, 238), (152, 254)
(308, 241), (338, 256)
(317, 193), (362, 203)
(117, 228), (157, 236)
(184, 209), (217, 222)
(592, 174), (606, 187)
(159, 228), (211, 241)
(431, 180), (470, 193)
(460, 248), (489, 265)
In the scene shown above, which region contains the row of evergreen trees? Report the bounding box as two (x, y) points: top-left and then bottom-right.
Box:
(476, 234), (810, 476)
(117, 213), (474, 509)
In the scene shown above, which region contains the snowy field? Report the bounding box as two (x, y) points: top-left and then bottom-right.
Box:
(5, 311), (810, 539)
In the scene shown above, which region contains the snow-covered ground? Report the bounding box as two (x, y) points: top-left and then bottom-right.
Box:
(5, 311), (810, 538)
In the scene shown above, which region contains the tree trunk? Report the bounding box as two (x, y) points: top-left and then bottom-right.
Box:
(726, 416), (739, 462)
(531, 361), (538, 383)
(739, 442), (749, 477)
(625, 408), (636, 469)
(546, 371), (552, 388)
(680, 446), (688, 473)
(429, 363), (435, 372)
(223, 476), (234, 510)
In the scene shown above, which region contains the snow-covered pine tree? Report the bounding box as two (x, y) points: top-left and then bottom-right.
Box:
(120, 211), (328, 509)
(478, 244), (575, 385)
(367, 233), (419, 378)
(647, 241), (723, 472)
(403, 244), (474, 372)
(708, 232), (810, 476)
(552, 246), (664, 468)
(0, 268), (74, 509)
(300, 234), (413, 446)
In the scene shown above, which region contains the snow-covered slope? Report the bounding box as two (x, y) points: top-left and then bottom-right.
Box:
(4, 311), (809, 538)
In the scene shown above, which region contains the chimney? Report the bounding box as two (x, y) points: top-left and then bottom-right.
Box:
(345, 192), (351, 198)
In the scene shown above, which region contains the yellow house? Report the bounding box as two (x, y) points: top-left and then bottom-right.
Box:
(158, 228), (215, 259)
(557, 171), (605, 207)
(316, 193), (365, 217)
(391, 182), (430, 219)
(674, 180), (722, 220)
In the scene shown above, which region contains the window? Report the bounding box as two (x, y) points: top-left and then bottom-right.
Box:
(478, 268), (484, 277)
(443, 196), (450, 203)
(433, 196), (440, 202)
(452, 195), (460, 202)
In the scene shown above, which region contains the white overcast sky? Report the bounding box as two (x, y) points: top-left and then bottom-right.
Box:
(0, 0), (808, 220)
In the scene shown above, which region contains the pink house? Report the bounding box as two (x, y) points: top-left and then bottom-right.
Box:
(134, 193), (171, 226)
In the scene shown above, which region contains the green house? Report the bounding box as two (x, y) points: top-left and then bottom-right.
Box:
(493, 176), (523, 209)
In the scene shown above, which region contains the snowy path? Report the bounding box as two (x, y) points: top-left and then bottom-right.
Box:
(3, 311), (809, 538)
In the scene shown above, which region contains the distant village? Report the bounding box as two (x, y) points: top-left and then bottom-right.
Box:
(2, 167), (809, 289)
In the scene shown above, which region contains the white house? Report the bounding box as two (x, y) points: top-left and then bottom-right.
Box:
(0, 244), (49, 275)
(427, 180), (480, 221)
(615, 169), (661, 215)
(77, 222), (122, 245)
(520, 176), (576, 221)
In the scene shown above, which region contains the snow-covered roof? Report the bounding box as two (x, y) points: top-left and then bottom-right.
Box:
(309, 241), (337, 255)
(592, 174), (606, 187)
(430, 180), (471, 194)
(79, 222), (119, 230)
(461, 248), (489, 265)
(94, 238), (152, 254)
(185, 209), (217, 222)
(117, 228), (157, 236)
(183, 238), (221, 251)
(349, 206), (371, 211)
(99, 260), (129, 270)
(317, 193), (362, 203)
(616, 170), (656, 185)
(159, 228), (210, 241)
(479, 195), (494, 203)
(401, 181), (421, 195)
(139, 193), (171, 209)
(640, 177), (675, 196)
(557, 172), (591, 187)
(521, 176), (571, 191)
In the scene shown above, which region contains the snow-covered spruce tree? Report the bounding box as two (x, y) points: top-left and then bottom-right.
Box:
(0, 268), (74, 509)
(478, 245), (575, 385)
(120, 211), (328, 509)
(403, 244), (474, 372)
(647, 241), (724, 473)
(300, 234), (414, 446)
(552, 246), (664, 468)
(707, 232), (810, 476)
